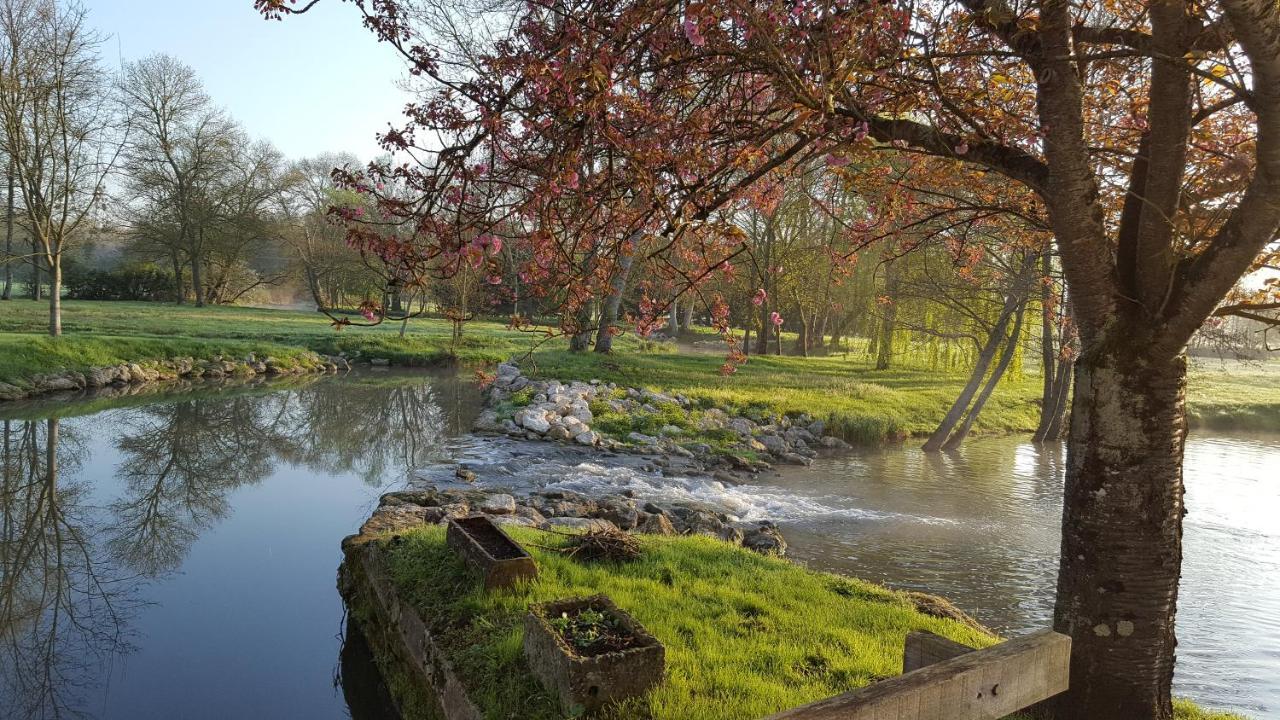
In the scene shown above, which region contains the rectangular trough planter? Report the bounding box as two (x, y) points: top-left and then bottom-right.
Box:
(446, 514), (538, 590)
(524, 594), (665, 715)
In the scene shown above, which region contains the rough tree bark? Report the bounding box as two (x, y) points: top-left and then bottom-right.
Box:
(2, 159), (11, 301)
(941, 302), (1026, 450)
(594, 243), (635, 353)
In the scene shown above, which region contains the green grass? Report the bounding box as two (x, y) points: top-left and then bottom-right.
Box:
(368, 527), (1245, 720)
(524, 349), (1046, 442)
(2, 300), (1277, 439)
(372, 525), (996, 720)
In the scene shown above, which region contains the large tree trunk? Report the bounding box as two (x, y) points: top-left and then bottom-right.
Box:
(47, 257), (61, 337)
(1043, 357), (1074, 440)
(1053, 349), (1186, 720)
(667, 300), (679, 335)
(170, 251), (185, 304)
(594, 247), (635, 353)
(1035, 252), (1057, 438)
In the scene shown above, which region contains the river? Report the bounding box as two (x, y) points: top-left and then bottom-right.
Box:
(0, 370), (1274, 718)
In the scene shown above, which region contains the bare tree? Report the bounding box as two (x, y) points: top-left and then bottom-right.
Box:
(118, 53), (236, 307)
(0, 0), (122, 335)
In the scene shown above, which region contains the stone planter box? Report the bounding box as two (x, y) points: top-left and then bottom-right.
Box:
(524, 595), (665, 714)
(446, 515), (538, 590)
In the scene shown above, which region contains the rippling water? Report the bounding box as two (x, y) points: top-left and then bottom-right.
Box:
(1, 371), (1274, 718)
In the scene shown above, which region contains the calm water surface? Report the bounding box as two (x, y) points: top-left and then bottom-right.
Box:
(1, 371), (1275, 718)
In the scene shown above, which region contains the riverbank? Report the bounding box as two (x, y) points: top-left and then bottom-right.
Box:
(344, 519), (1247, 720)
(343, 521), (997, 720)
(3, 301), (1277, 437)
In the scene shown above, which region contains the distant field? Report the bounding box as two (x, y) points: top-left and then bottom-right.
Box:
(1, 299), (1277, 438)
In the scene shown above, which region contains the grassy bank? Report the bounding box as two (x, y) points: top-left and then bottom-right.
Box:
(370, 525), (995, 720)
(2, 300), (1277, 438)
(365, 526), (1246, 720)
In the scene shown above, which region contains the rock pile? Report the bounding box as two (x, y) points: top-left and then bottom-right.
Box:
(473, 361), (850, 469)
(349, 486), (788, 557)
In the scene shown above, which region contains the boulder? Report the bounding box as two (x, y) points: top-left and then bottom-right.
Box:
(635, 512), (677, 535)
(546, 425), (573, 442)
(758, 434), (789, 455)
(742, 524), (788, 556)
(728, 417), (756, 436)
(573, 430), (599, 446)
(478, 494), (517, 515)
(0, 382), (27, 401)
(520, 410), (552, 434)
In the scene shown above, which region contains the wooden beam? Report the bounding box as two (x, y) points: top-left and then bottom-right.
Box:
(903, 630), (976, 673)
(764, 630), (1070, 720)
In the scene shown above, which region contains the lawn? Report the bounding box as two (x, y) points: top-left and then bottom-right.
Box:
(2, 299), (1277, 438)
(364, 526), (1247, 720)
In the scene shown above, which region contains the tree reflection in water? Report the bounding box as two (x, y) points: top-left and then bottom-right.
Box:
(0, 373), (475, 718)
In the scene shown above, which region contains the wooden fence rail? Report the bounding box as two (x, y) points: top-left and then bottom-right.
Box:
(764, 629), (1071, 720)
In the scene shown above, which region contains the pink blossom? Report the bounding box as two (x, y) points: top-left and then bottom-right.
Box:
(682, 18), (706, 47)
(361, 308), (377, 321)
(770, 311), (783, 326)
(353, 207), (365, 218)
(487, 274), (503, 285)
(564, 170), (580, 189)
(853, 121), (869, 141)
(752, 288), (767, 306)
(954, 142), (969, 155)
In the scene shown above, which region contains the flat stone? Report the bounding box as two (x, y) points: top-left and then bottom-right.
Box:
(545, 517), (618, 532)
(478, 494), (517, 514)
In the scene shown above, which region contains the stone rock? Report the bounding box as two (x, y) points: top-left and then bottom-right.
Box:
(545, 517), (618, 533)
(728, 417), (756, 436)
(359, 505), (443, 536)
(598, 498), (639, 530)
(491, 515), (540, 528)
(520, 410), (551, 434)
(455, 467), (478, 483)
(370, 358), (391, 367)
(0, 382), (27, 401)
(514, 505), (548, 527)
(440, 502), (471, 519)
(496, 362), (521, 382)
(568, 403), (593, 424)
(758, 434), (789, 455)
(784, 427), (816, 445)
(473, 410), (501, 432)
(717, 526), (745, 545)
(546, 425), (572, 442)
(478, 493), (517, 515)
(742, 524), (788, 556)
(679, 510), (725, 537)
(808, 420), (827, 436)
(36, 373), (80, 392)
(627, 432), (659, 445)
(819, 436), (851, 450)
(659, 425), (683, 436)
(635, 512), (677, 535)
(573, 430), (598, 446)
(780, 452), (811, 466)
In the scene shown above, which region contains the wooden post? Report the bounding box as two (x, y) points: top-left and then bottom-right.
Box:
(764, 630), (1070, 720)
(903, 630), (976, 673)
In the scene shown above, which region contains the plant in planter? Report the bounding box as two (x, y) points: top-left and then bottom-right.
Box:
(445, 515), (538, 590)
(524, 595), (665, 715)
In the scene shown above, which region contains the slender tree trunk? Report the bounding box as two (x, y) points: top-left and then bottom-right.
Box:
(875, 264), (898, 369)
(667, 300), (679, 335)
(755, 303), (770, 354)
(30, 237), (40, 301)
(2, 160), (12, 301)
(1052, 349), (1185, 720)
(594, 246), (635, 353)
(1043, 354), (1074, 441)
(922, 298), (1019, 452)
(170, 251), (185, 304)
(47, 256), (61, 337)
(681, 297), (694, 333)
(1035, 252), (1057, 439)
(941, 303), (1026, 450)
(190, 252), (206, 307)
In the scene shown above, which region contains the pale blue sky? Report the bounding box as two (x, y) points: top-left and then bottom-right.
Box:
(85, 0), (412, 162)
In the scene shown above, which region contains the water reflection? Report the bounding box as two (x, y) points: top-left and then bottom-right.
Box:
(0, 372), (479, 719)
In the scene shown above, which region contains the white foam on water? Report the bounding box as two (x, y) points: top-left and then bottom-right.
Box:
(541, 462), (896, 523)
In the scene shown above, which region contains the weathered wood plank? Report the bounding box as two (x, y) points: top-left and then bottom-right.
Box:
(764, 630), (1070, 720)
(903, 630), (976, 673)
